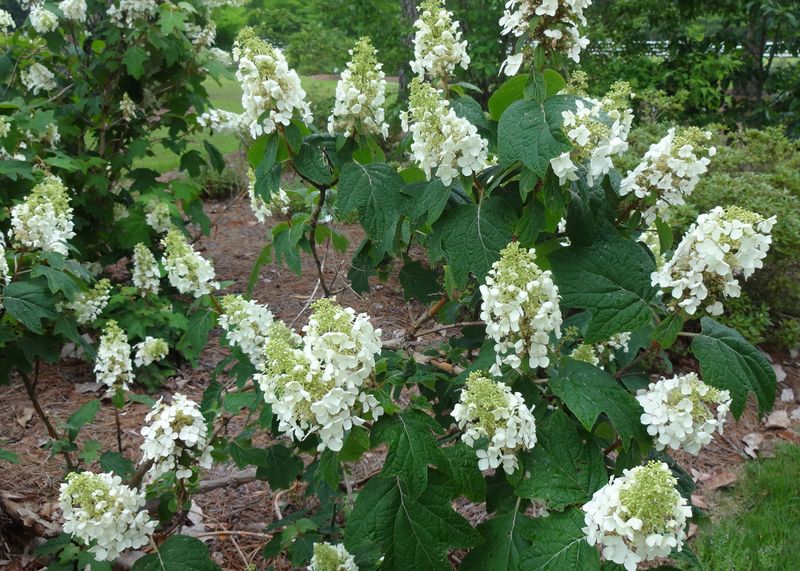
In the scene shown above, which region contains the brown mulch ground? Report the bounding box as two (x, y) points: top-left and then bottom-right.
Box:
(0, 189), (799, 569)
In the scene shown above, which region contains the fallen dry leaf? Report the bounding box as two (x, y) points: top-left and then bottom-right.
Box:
(687, 523), (698, 539)
(780, 388), (796, 403)
(773, 363), (787, 383)
(16, 407), (34, 428)
(691, 493), (709, 509)
(776, 429), (800, 445)
(704, 471), (737, 490)
(691, 468), (711, 483)
(742, 432), (764, 458)
(765, 410), (791, 429)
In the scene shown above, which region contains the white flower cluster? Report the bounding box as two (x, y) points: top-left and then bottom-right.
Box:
(0, 233), (10, 288)
(197, 108), (248, 135)
(21, 63), (56, 95)
(107, 0), (157, 27)
(233, 27), (312, 138)
(30, 4), (59, 34)
(134, 336), (168, 367)
(219, 294), (274, 365)
(570, 331), (632, 368)
(59, 0), (87, 21)
(637, 372), (731, 455)
(94, 320), (134, 395)
(410, 0), (470, 82)
(132, 243), (160, 296)
(186, 21), (216, 48)
(400, 79), (488, 186)
(328, 37), (389, 139)
(10, 175), (75, 255)
(254, 298), (384, 452)
(0, 9), (15, 33)
(620, 127), (716, 223)
(67, 278), (112, 325)
(120, 93), (137, 122)
(652, 206), (775, 315)
(144, 201), (171, 234)
(161, 228), (219, 298)
(59, 471), (156, 561)
(247, 168), (290, 223)
(499, 0), (591, 75)
(452, 371), (537, 474)
(480, 242), (562, 374)
(308, 542), (358, 571)
(140, 393), (213, 481)
(583, 461), (692, 571)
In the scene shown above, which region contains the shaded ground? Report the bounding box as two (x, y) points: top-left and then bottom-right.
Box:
(0, 190), (799, 569)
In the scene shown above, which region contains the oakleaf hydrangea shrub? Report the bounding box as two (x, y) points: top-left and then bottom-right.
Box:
(0, 1), (781, 569)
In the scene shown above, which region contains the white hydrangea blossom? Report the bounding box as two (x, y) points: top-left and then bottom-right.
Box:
(637, 372), (731, 455)
(107, 0), (157, 27)
(30, 4), (59, 33)
(452, 371), (537, 474)
(0, 116), (11, 137)
(255, 299), (384, 452)
(59, 471), (156, 562)
(570, 331), (631, 369)
(197, 108), (247, 134)
(599, 331), (632, 355)
(0, 233), (11, 310)
(21, 63), (57, 94)
(308, 542), (358, 571)
(499, 0), (591, 75)
(219, 294), (274, 365)
(120, 93), (137, 122)
(140, 394), (213, 481)
(652, 206), (775, 316)
(94, 320), (134, 395)
(233, 27), (312, 138)
(400, 79), (488, 186)
(132, 243), (160, 296)
(186, 21), (216, 48)
(410, 0), (470, 82)
(133, 336), (168, 367)
(583, 461), (692, 571)
(480, 242), (562, 373)
(207, 46), (232, 67)
(59, 0), (87, 21)
(144, 201), (171, 234)
(569, 342), (600, 366)
(247, 168), (290, 223)
(67, 278), (112, 325)
(0, 10), (16, 33)
(620, 127), (716, 223)
(10, 175), (75, 255)
(161, 228), (219, 297)
(328, 37), (389, 139)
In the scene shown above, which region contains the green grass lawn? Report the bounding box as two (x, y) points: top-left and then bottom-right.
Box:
(692, 443), (800, 570)
(138, 74), (398, 173)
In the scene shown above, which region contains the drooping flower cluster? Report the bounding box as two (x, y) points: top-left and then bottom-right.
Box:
(139, 394), (213, 481)
(620, 127), (716, 223)
(254, 299), (384, 451)
(0, 233), (10, 289)
(410, 0), (470, 82)
(144, 201), (171, 234)
(400, 79), (488, 186)
(569, 331), (631, 369)
(186, 21), (217, 49)
(480, 242), (562, 374)
(30, 4), (59, 34)
(452, 372), (537, 474)
(10, 175), (75, 255)
(328, 37), (389, 139)
(247, 168), (291, 223)
(499, 0), (591, 75)
(308, 542), (358, 571)
(94, 320), (134, 395)
(161, 228), (218, 297)
(67, 279), (112, 325)
(0, 9), (14, 33)
(197, 108), (248, 134)
(132, 243), (160, 296)
(21, 63), (57, 95)
(233, 27), (312, 138)
(59, 471), (156, 561)
(636, 372), (731, 455)
(219, 294), (274, 365)
(133, 336), (169, 367)
(652, 206), (775, 315)
(107, 0), (158, 27)
(119, 93), (137, 122)
(583, 461), (692, 571)
(59, 0), (88, 21)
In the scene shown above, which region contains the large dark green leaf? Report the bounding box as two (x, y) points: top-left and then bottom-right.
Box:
(497, 99), (570, 178)
(517, 410), (608, 510)
(550, 358), (647, 446)
(437, 195), (516, 288)
(692, 317), (776, 417)
(338, 163), (408, 256)
(461, 507), (537, 571)
(550, 233), (657, 343)
(440, 442), (485, 502)
(346, 474), (480, 570)
(399, 260), (441, 303)
(132, 535), (220, 571)
(2, 281), (57, 334)
(520, 509), (600, 571)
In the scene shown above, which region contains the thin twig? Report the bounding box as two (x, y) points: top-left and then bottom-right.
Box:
(308, 186), (331, 296)
(677, 331), (698, 338)
(341, 462), (355, 511)
(614, 341), (660, 380)
(195, 530), (271, 539)
(114, 407), (124, 454)
(410, 296), (448, 335)
(603, 438), (623, 455)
